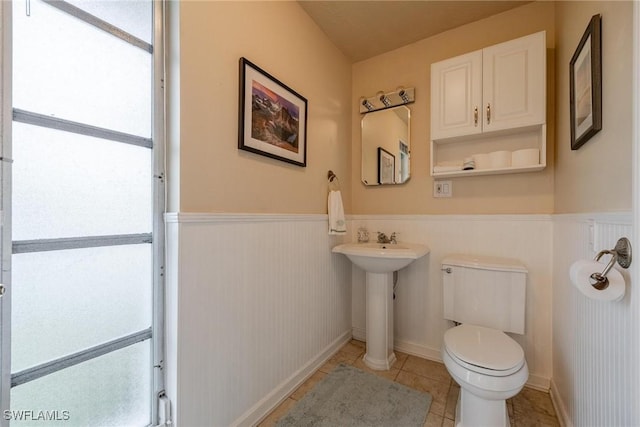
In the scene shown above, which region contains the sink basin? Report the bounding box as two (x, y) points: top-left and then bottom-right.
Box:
(332, 242), (430, 273)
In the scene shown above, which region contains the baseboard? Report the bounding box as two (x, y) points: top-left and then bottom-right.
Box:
(393, 338), (443, 362)
(550, 379), (572, 427)
(353, 331), (443, 363)
(353, 329), (441, 361)
(352, 326), (366, 342)
(233, 330), (352, 427)
(525, 373), (550, 392)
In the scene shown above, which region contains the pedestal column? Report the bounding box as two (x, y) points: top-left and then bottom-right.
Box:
(363, 271), (396, 370)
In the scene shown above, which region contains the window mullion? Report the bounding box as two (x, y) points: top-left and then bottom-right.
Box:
(11, 328), (152, 387)
(13, 109), (153, 149)
(12, 233), (152, 254)
(42, 0), (152, 53)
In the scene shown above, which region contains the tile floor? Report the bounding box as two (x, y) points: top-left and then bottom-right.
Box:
(259, 339), (560, 427)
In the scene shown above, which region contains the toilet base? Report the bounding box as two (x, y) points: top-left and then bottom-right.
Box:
(455, 388), (509, 427)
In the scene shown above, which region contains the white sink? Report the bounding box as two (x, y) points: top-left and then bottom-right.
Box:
(332, 241), (429, 370)
(332, 242), (430, 273)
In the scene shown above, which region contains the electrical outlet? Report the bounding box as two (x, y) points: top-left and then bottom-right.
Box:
(433, 180), (452, 198)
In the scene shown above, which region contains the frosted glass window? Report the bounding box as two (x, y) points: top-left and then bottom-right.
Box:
(66, 0), (153, 44)
(12, 0), (151, 137)
(10, 342), (151, 427)
(11, 245), (152, 372)
(10, 0), (158, 421)
(12, 122), (152, 241)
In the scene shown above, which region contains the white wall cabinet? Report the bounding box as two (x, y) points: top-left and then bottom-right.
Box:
(431, 50), (483, 140)
(430, 31), (546, 177)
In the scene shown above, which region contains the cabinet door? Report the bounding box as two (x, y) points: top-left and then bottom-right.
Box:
(482, 31), (546, 132)
(430, 50), (482, 139)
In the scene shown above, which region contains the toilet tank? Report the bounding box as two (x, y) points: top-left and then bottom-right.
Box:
(442, 254), (527, 334)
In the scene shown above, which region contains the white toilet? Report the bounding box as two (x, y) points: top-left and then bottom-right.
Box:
(441, 254), (529, 427)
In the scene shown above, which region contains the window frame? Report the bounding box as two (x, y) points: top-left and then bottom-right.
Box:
(1, 1), (166, 425)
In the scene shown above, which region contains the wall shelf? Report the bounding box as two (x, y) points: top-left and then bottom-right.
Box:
(432, 163), (546, 179)
(430, 124), (546, 178)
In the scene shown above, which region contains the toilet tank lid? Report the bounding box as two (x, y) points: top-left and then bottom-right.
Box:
(442, 254), (528, 273)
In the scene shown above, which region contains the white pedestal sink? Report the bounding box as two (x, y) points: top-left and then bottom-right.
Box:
(332, 242), (430, 370)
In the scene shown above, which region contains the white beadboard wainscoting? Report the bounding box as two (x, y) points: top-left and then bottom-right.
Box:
(164, 213), (352, 427)
(551, 213), (638, 427)
(350, 214), (554, 391)
(163, 211), (638, 427)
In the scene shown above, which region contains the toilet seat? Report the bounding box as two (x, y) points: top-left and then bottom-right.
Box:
(444, 324), (525, 377)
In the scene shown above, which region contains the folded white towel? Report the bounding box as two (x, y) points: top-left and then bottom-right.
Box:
(328, 190), (346, 235)
(436, 160), (463, 167)
(433, 165), (463, 173)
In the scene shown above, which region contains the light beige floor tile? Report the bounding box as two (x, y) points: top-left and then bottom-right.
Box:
(403, 355), (452, 385)
(395, 370), (450, 416)
(257, 398), (296, 427)
(318, 349), (361, 374)
(508, 398), (517, 426)
(339, 339), (366, 356)
(513, 388), (560, 426)
(513, 387), (557, 418)
(424, 412), (443, 427)
(513, 411), (561, 427)
(290, 370), (327, 401)
(444, 382), (459, 420)
(394, 350), (410, 369)
(442, 418), (455, 427)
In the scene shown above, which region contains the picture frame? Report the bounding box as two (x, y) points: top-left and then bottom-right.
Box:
(377, 147), (395, 184)
(570, 14), (602, 150)
(238, 57), (308, 166)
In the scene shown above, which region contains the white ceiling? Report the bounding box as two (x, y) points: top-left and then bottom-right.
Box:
(298, 1), (532, 62)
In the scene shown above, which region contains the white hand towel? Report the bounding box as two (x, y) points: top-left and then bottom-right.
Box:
(328, 190), (346, 235)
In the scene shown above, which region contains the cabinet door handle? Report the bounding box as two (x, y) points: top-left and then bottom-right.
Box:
(486, 103), (491, 124)
(473, 107), (478, 126)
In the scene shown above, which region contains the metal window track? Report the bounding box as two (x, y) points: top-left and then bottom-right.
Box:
(13, 233), (152, 254)
(42, 0), (153, 53)
(13, 109), (153, 149)
(11, 328), (152, 388)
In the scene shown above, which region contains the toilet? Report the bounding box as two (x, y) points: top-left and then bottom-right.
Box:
(441, 254), (529, 427)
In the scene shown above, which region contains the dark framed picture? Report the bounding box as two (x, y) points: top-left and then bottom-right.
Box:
(570, 14), (602, 150)
(238, 57), (307, 166)
(377, 147), (395, 184)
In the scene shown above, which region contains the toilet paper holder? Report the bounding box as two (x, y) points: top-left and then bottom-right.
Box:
(590, 237), (632, 290)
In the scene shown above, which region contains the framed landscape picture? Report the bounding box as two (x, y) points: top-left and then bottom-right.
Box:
(238, 57), (308, 166)
(570, 14), (602, 150)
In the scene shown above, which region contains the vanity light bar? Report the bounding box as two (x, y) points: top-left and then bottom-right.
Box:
(359, 87), (415, 113)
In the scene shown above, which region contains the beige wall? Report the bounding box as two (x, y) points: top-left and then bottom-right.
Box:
(174, 0), (633, 216)
(351, 1), (556, 215)
(178, 1), (352, 213)
(554, 1), (633, 213)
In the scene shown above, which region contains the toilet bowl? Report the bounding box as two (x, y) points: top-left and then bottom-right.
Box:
(441, 255), (529, 426)
(442, 324), (528, 426)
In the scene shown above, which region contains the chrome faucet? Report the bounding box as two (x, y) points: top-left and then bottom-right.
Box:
(377, 232), (398, 244)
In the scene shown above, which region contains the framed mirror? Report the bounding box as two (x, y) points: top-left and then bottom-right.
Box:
(361, 106), (411, 185)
